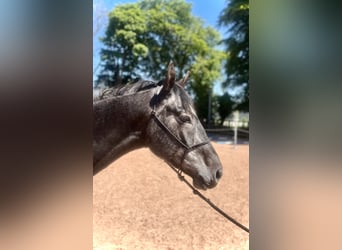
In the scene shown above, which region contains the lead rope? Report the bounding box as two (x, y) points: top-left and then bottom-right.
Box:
(165, 161), (250, 234)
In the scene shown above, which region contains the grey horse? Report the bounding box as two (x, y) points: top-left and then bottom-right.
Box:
(93, 62), (222, 190)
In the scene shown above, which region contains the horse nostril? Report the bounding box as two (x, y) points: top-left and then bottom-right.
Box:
(216, 168), (223, 180)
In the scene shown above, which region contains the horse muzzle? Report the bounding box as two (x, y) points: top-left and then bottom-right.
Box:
(193, 167), (223, 190)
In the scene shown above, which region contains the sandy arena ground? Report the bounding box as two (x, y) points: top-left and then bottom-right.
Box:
(93, 143), (249, 249)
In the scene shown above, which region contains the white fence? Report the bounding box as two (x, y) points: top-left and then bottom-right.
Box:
(206, 112), (249, 146)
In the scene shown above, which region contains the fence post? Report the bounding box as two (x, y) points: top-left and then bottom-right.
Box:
(233, 110), (239, 148)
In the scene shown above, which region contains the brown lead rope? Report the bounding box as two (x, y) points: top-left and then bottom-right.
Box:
(166, 162), (250, 234)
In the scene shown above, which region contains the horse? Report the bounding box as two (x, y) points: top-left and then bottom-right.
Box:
(93, 62), (223, 190)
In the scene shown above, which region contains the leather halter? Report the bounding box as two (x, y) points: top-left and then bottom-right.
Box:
(150, 98), (210, 175)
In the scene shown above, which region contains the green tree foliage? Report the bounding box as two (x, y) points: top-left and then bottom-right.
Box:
(95, 0), (225, 121)
(96, 3), (148, 85)
(218, 0), (249, 111)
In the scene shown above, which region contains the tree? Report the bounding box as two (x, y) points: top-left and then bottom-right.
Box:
(217, 92), (234, 125)
(218, 0), (249, 111)
(95, 0), (225, 121)
(96, 3), (148, 86)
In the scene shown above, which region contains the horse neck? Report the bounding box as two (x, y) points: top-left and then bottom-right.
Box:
(93, 90), (153, 174)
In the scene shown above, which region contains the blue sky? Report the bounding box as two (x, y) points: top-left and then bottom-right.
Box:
(93, 0), (227, 94)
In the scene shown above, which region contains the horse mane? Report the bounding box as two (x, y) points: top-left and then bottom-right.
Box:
(94, 80), (163, 101)
(93, 79), (193, 111)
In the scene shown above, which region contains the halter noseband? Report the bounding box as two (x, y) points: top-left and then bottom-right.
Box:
(150, 102), (210, 175)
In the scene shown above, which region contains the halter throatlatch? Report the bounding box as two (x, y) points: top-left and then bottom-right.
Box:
(150, 107), (210, 175)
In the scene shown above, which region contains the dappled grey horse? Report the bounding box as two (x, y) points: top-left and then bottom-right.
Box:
(93, 62), (223, 190)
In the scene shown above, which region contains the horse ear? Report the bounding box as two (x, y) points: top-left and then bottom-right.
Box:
(162, 61), (176, 92)
(178, 71), (190, 88)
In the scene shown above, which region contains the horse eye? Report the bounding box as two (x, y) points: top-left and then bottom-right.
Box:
(179, 114), (191, 123)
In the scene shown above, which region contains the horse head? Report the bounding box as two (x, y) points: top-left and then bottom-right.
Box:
(147, 62), (223, 190)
